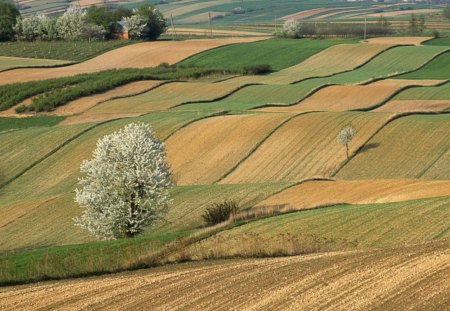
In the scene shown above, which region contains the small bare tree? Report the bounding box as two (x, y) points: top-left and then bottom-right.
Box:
(337, 125), (357, 159)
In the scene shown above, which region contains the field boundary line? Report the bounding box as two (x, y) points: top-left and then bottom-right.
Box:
(215, 111), (321, 183)
(359, 79), (450, 112)
(331, 111), (450, 177)
(169, 83), (263, 109)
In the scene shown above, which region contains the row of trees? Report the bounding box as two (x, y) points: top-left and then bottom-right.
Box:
(0, 0), (166, 42)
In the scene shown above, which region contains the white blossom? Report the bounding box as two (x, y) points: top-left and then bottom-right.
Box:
(282, 19), (301, 38)
(74, 123), (173, 240)
(337, 125), (357, 159)
(122, 15), (146, 39)
(56, 6), (86, 40)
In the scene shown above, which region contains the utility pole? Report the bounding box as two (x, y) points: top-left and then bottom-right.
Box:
(209, 11), (213, 38)
(170, 14), (176, 40)
(364, 17), (367, 41)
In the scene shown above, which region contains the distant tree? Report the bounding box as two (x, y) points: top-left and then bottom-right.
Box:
(135, 4), (167, 40)
(337, 125), (357, 159)
(56, 7), (86, 40)
(122, 15), (146, 39)
(113, 6), (133, 20)
(81, 23), (106, 42)
(86, 6), (116, 37)
(443, 6), (450, 20)
(281, 19), (301, 38)
(0, 0), (20, 41)
(74, 123), (173, 240)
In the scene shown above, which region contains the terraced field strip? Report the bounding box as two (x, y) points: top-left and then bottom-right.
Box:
(360, 9), (440, 18)
(260, 79), (442, 112)
(0, 123), (92, 187)
(196, 196), (450, 250)
(161, 0), (235, 17)
(364, 36), (433, 46)
(166, 113), (289, 185)
(53, 80), (166, 117)
(182, 45), (446, 114)
(1, 241), (448, 310)
(374, 100), (450, 112)
(257, 179), (450, 210)
(0, 111), (212, 251)
(229, 42), (393, 85)
(336, 114), (450, 180)
(0, 38), (265, 85)
(220, 111), (395, 183)
(392, 81), (450, 101)
(279, 7), (339, 20)
(0, 56), (69, 72)
(397, 51), (450, 80)
(85, 81), (248, 117)
(165, 28), (269, 36)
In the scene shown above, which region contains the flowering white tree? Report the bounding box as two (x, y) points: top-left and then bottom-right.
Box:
(282, 19), (301, 38)
(56, 6), (86, 40)
(74, 123), (173, 240)
(122, 15), (146, 39)
(337, 125), (357, 159)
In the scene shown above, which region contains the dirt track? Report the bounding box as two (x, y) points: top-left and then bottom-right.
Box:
(0, 38), (265, 85)
(1, 241), (448, 310)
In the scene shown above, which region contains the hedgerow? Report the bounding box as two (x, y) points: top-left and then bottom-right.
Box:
(0, 64), (240, 113)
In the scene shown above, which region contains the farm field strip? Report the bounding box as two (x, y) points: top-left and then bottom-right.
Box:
(1, 241), (447, 310)
(257, 179), (450, 211)
(220, 111), (395, 183)
(259, 79), (443, 113)
(195, 196), (450, 250)
(396, 51), (450, 80)
(0, 111), (264, 251)
(53, 80), (166, 117)
(336, 114), (450, 180)
(228, 42), (393, 85)
(392, 81), (450, 101)
(374, 100), (450, 112)
(0, 38), (266, 85)
(179, 45), (447, 113)
(85, 80), (247, 116)
(0, 56), (69, 72)
(166, 113), (290, 185)
(0, 123), (93, 187)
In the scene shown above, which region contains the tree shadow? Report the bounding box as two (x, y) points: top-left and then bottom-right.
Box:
(360, 143), (380, 153)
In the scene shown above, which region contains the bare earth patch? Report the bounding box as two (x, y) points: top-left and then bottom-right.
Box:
(0, 241), (448, 310)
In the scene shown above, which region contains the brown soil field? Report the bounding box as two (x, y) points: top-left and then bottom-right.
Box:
(0, 38), (265, 85)
(260, 79), (443, 112)
(220, 111), (395, 183)
(54, 80), (165, 116)
(257, 179), (450, 210)
(166, 113), (289, 185)
(374, 100), (450, 112)
(365, 36), (433, 46)
(1, 241), (448, 310)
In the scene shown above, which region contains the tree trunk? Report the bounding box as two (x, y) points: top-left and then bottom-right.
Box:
(346, 143), (349, 159)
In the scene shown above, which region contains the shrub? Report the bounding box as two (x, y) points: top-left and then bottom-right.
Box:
(14, 104), (27, 113)
(243, 64), (272, 75)
(433, 30), (440, 38)
(202, 200), (239, 226)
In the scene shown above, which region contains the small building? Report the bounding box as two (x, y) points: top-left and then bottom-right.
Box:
(115, 21), (129, 40)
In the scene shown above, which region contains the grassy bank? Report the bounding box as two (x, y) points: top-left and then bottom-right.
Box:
(0, 116), (65, 133)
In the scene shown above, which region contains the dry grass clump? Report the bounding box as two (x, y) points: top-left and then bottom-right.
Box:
(202, 200), (239, 226)
(171, 233), (357, 262)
